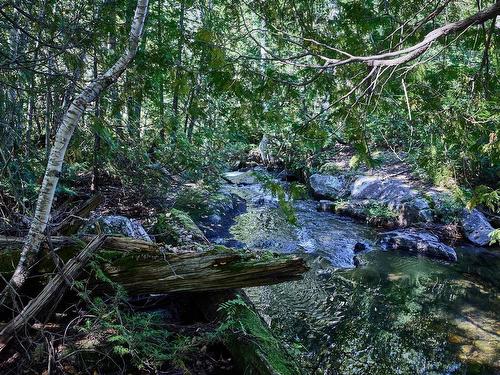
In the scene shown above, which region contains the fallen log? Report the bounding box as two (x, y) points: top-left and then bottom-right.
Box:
(0, 235), (106, 352)
(0, 236), (308, 296)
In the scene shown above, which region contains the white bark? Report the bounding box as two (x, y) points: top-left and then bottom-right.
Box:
(2, 0), (149, 297)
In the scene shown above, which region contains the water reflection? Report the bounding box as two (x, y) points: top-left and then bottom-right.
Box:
(220, 183), (500, 374)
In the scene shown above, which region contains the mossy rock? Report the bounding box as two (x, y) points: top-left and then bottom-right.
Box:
(319, 162), (342, 175)
(153, 208), (207, 246)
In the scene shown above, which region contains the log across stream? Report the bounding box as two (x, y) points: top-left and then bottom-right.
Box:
(0, 233), (308, 374)
(0, 235), (308, 295)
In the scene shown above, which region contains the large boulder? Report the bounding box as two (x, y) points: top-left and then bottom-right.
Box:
(350, 176), (432, 226)
(223, 171), (257, 185)
(351, 176), (416, 202)
(309, 173), (349, 199)
(84, 215), (152, 241)
(379, 230), (457, 261)
(462, 209), (494, 246)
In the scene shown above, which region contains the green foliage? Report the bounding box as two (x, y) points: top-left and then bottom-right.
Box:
(254, 172), (307, 225)
(79, 297), (177, 371)
(489, 229), (500, 246)
(363, 202), (397, 222)
(427, 193), (464, 225)
(467, 186), (500, 213)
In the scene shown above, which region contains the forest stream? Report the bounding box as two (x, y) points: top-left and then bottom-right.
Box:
(206, 179), (500, 375)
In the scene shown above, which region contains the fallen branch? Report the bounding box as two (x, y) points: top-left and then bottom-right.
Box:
(0, 234), (159, 253)
(0, 235), (106, 353)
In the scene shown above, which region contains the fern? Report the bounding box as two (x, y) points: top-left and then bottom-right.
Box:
(467, 186), (500, 213)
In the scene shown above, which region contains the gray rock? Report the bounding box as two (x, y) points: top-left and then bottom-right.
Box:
(462, 209), (494, 246)
(84, 215), (152, 242)
(350, 176), (432, 226)
(379, 230), (457, 261)
(353, 255), (367, 267)
(317, 200), (335, 212)
(310, 173), (349, 199)
(223, 171), (257, 185)
(351, 176), (416, 202)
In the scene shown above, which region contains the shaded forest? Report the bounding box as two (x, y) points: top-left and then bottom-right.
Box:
(0, 0), (498, 373)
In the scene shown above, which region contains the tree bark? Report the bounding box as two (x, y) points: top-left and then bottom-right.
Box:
(170, 0), (186, 142)
(0, 238), (308, 296)
(1, 0), (149, 299)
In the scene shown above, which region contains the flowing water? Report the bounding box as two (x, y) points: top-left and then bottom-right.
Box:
(208, 180), (500, 375)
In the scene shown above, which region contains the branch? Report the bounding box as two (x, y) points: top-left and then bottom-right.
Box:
(323, 1), (500, 68)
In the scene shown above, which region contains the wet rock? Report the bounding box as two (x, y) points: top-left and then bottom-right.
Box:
(207, 214), (222, 224)
(354, 242), (369, 253)
(309, 173), (349, 199)
(317, 200), (335, 212)
(199, 191), (246, 245)
(83, 215), (151, 241)
(223, 170), (257, 185)
(350, 176), (432, 226)
(462, 209), (494, 246)
(353, 255), (366, 267)
(379, 230), (457, 261)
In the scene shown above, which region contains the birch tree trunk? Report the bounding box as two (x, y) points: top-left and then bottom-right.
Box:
(2, 0), (149, 299)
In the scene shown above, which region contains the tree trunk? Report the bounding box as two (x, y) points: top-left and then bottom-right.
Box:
(92, 48), (101, 192)
(0, 235), (106, 352)
(170, 0), (185, 142)
(200, 290), (303, 375)
(1, 0), (150, 300)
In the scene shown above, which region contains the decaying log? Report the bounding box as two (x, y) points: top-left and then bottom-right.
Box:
(0, 235), (309, 296)
(53, 194), (103, 235)
(0, 235), (106, 352)
(201, 290), (302, 375)
(103, 247), (308, 295)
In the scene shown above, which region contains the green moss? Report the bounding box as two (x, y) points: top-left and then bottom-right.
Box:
(204, 245), (235, 256)
(319, 162), (342, 175)
(363, 201), (397, 221)
(230, 208), (297, 247)
(153, 209), (206, 245)
(218, 295), (300, 375)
